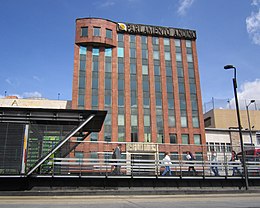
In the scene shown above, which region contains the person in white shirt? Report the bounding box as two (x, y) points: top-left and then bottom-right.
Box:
(211, 150), (220, 176)
(162, 152), (172, 176)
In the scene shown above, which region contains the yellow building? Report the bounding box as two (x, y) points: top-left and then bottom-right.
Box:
(204, 109), (260, 152)
(204, 109), (260, 130)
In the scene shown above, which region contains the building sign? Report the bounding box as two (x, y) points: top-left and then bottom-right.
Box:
(117, 22), (196, 40)
(126, 143), (157, 152)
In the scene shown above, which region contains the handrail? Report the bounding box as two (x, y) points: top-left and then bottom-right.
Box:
(46, 157), (260, 178)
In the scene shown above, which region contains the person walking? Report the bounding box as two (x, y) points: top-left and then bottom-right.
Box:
(211, 150), (220, 176)
(186, 151), (197, 176)
(230, 150), (242, 176)
(112, 144), (122, 175)
(162, 152), (172, 176)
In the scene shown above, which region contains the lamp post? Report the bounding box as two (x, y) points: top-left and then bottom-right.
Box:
(246, 100), (255, 146)
(224, 64), (249, 190)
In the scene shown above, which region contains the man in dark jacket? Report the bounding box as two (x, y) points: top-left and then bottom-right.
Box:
(113, 144), (122, 175)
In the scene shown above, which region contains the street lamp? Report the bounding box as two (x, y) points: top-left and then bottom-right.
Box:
(224, 64), (249, 190)
(246, 100), (255, 146)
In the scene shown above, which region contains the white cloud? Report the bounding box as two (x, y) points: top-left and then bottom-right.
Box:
(246, 1), (260, 45)
(238, 79), (260, 100)
(33, 76), (41, 82)
(100, 0), (115, 7)
(177, 0), (194, 16)
(5, 78), (13, 86)
(252, 0), (260, 6)
(22, 91), (42, 98)
(228, 79), (260, 109)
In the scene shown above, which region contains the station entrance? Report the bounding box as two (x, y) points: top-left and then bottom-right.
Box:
(126, 143), (159, 175)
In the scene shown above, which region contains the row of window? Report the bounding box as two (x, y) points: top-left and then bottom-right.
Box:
(81, 26), (112, 39)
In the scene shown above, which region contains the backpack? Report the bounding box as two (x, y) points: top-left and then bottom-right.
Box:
(112, 151), (116, 159)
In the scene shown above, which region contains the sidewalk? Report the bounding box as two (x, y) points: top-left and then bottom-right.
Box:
(1, 186), (260, 196)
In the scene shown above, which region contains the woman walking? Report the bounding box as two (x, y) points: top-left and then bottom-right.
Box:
(162, 152), (172, 176)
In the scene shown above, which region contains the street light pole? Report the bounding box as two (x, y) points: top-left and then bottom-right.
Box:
(224, 64), (249, 190)
(246, 100), (255, 146)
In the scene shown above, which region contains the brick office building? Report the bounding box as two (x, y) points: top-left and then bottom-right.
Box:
(72, 18), (205, 154)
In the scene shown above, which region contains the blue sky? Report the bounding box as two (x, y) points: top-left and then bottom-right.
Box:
(0, 0), (260, 105)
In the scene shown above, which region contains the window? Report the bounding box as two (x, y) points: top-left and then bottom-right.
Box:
(174, 39), (181, 47)
(153, 51), (159, 59)
(182, 134), (189, 144)
(75, 151), (84, 163)
(168, 115), (175, 127)
(130, 34), (136, 42)
(131, 115), (138, 126)
(154, 65), (160, 76)
(187, 54), (193, 62)
(92, 48), (99, 56)
(142, 65), (148, 75)
(93, 27), (100, 36)
(152, 37), (159, 45)
(257, 133), (260, 145)
(194, 134), (201, 145)
(141, 36), (147, 44)
(105, 94), (111, 106)
(144, 115), (150, 127)
(118, 62), (124, 73)
(130, 48), (136, 58)
(104, 113), (111, 125)
(142, 49), (148, 59)
(181, 115), (187, 128)
(118, 47), (124, 57)
(92, 95), (98, 107)
(106, 29), (112, 39)
(105, 48), (112, 57)
(78, 94), (84, 107)
(90, 152), (98, 163)
(186, 40), (192, 48)
(165, 52), (171, 60)
(157, 133), (164, 143)
(105, 77), (111, 89)
(118, 94), (124, 106)
(143, 80), (149, 92)
(118, 132), (125, 142)
(176, 53), (182, 61)
(155, 81), (161, 92)
(169, 133), (177, 144)
(166, 66), (172, 77)
(80, 46), (87, 55)
(81, 27), (88, 37)
(118, 114), (125, 126)
(130, 63), (136, 74)
(164, 38), (170, 45)
(131, 131), (138, 142)
(117, 33), (124, 42)
(118, 79), (124, 90)
(90, 132), (98, 141)
(105, 62), (111, 72)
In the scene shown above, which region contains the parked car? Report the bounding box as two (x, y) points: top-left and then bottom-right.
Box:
(237, 148), (260, 176)
(237, 148), (260, 161)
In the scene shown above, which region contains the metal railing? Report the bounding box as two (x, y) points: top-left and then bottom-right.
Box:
(41, 153), (260, 178)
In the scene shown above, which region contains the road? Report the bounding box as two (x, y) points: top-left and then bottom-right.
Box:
(0, 193), (259, 208)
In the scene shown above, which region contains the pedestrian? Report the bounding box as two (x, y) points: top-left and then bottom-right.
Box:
(230, 150), (242, 176)
(161, 152), (172, 176)
(186, 151), (196, 176)
(112, 144), (122, 175)
(211, 150), (220, 176)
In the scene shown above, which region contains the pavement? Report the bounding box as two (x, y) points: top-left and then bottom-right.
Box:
(1, 193), (260, 208)
(1, 186), (260, 196)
